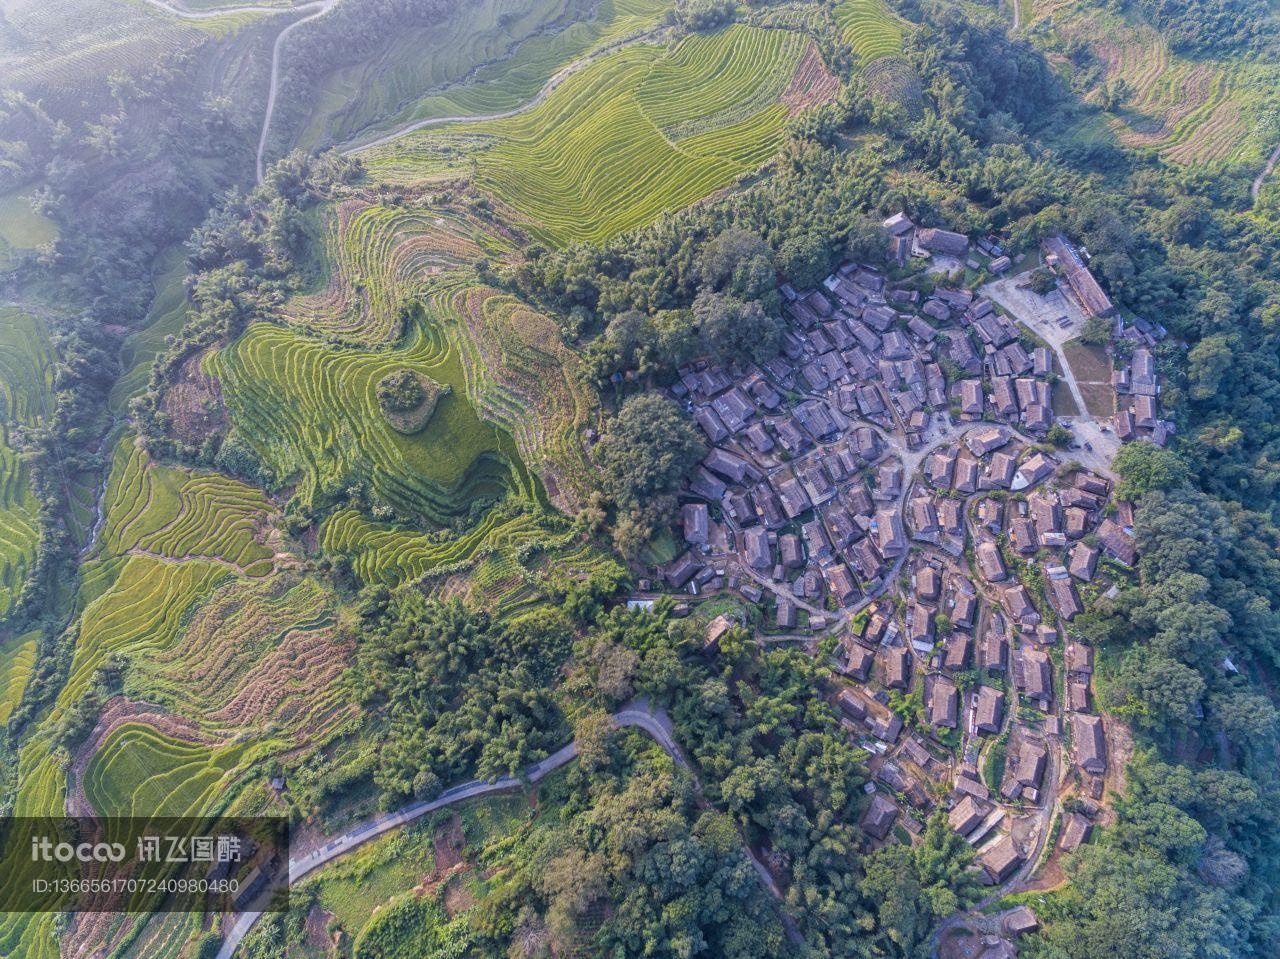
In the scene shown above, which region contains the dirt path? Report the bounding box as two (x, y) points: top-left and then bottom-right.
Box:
(1251, 140), (1280, 202)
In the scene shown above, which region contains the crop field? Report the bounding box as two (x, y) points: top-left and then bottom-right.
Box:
(1041, 6), (1277, 166)
(83, 721), (247, 817)
(0, 308), (52, 617)
(0, 552), (231, 958)
(211, 313), (532, 524)
(427, 276), (598, 508)
(283, 200), (509, 345)
(293, 0), (670, 152)
(0, 628), (37, 725)
(97, 440), (276, 576)
(289, 0), (580, 150)
(363, 24), (818, 245)
(114, 913), (200, 959)
(143, 576), (354, 741)
(61, 556), (230, 707)
(0, 187), (58, 270)
(834, 0), (906, 63)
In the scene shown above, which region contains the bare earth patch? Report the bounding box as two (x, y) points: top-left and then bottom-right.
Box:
(159, 349), (227, 449)
(782, 41), (841, 116)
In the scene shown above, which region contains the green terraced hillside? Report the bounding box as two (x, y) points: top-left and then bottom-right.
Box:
(291, 0), (673, 152)
(363, 23), (818, 245)
(96, 439), (277, 577)
(835, 0), (906, 63)
(83, 721), (247, 818)
(211, 314), (535, 524)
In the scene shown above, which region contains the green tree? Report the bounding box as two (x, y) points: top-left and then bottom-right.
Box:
(596, 393), (704, 540)
(776, 233), (834, 290)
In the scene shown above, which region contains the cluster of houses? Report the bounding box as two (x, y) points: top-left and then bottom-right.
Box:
(643, 217), (1151, 892)
(658, 224), (1088, 620)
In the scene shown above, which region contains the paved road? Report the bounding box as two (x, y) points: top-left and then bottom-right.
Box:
(254, 1), (337, 181)
(214, 702), (794, 958)
(138, 0), (337, 183)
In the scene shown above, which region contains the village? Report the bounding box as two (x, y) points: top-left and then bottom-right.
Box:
(642, 214), (1171, 956)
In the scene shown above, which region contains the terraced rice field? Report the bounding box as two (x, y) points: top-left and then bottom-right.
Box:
(0, 187), (58, 270)
(284, 201), (510, 345)
(61, 556), (230, 707)
(364, 24), (816, 245)
(0, 554), (230, 959)
(427, 276), (598, 507)
(212, 314), (531, 523)
(97, 440), (277, 576)
(83, 721), (247, 817)
(834, 0), (906, 63)
(288, 0), (576, 149)
(0, 308), (52, 617)
(0, 628), (37, 725)
(294, 0), (670, 151)
(1044, 8), (1276, 166)
(144, 576), (354, 741)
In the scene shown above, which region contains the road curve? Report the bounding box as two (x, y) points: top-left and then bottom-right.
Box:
(215, 702), (791, 958)
(136, 0), (336, 183)
(1252, 140), (1280, 202)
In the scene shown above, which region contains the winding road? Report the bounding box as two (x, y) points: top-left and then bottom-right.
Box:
(140, 0), (666, 179)
(214, 702), (795, 959)
(137, 0), (338, 183)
